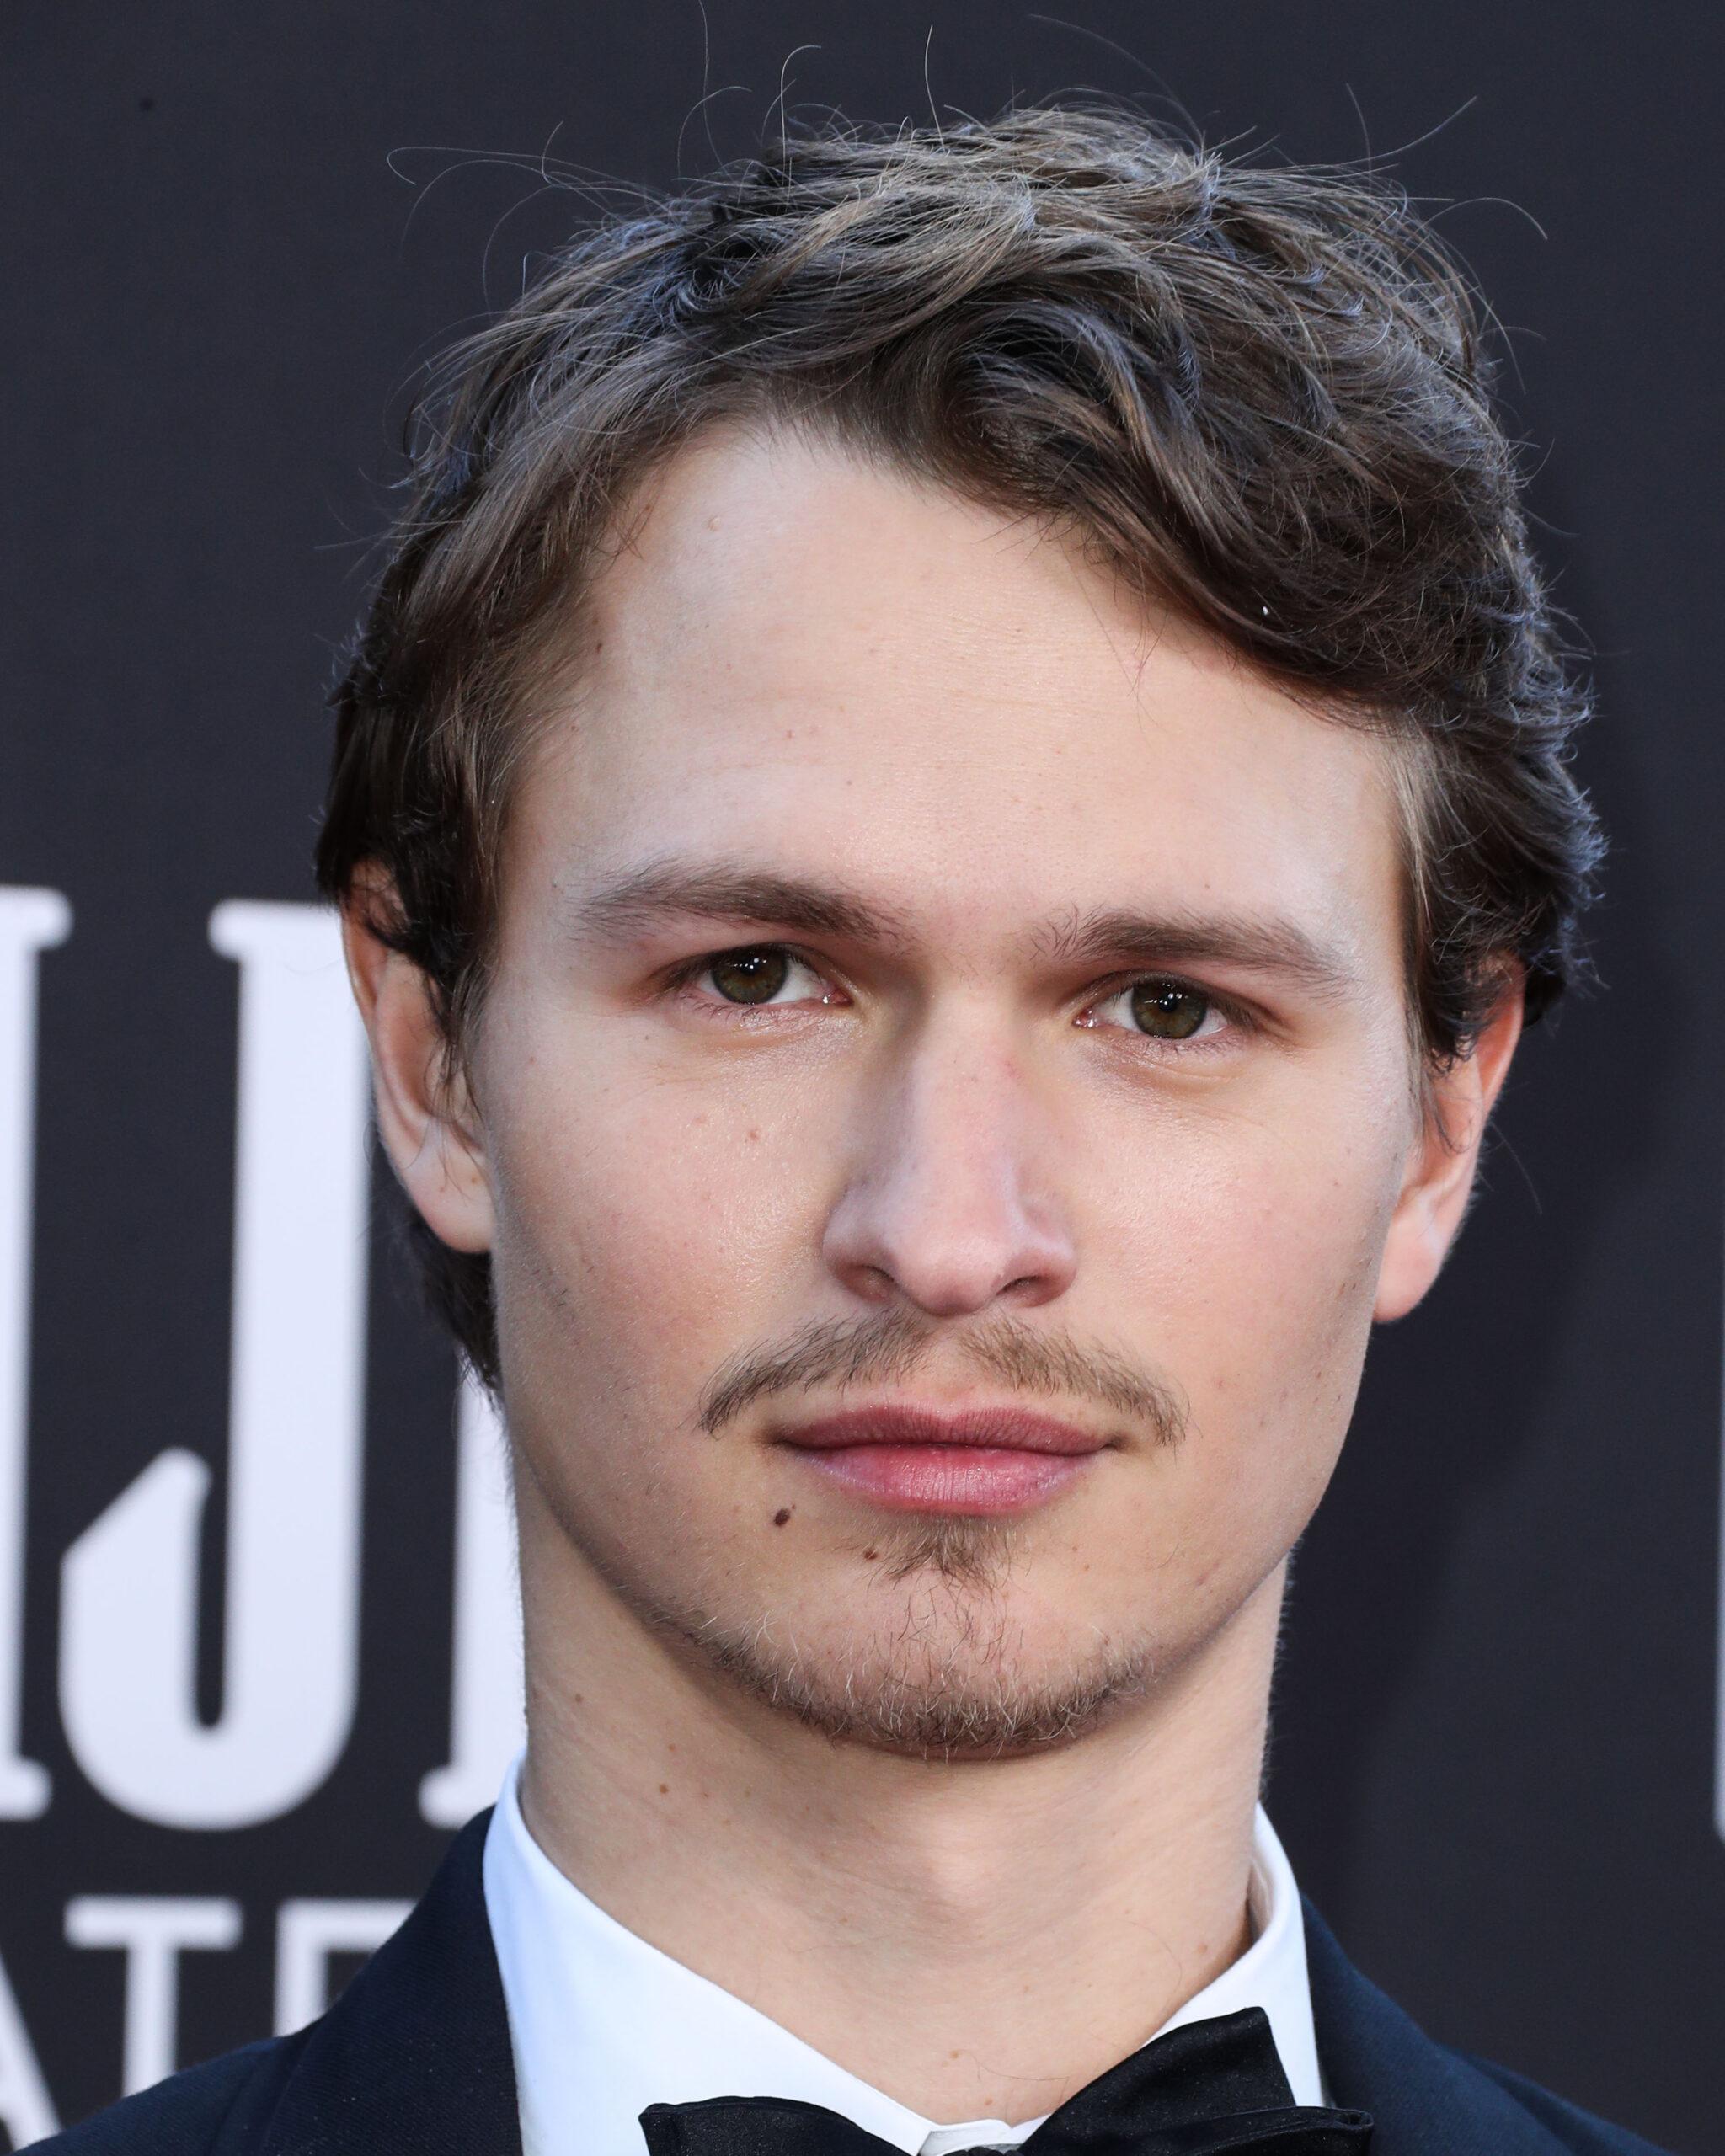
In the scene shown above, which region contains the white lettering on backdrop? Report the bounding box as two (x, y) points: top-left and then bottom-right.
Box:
(0, 886), (526, 1838)
(58, 903), (370, 1828)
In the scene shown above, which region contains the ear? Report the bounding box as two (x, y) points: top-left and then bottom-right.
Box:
(340, 871), (494, 1256)
(1374, 975), (1525, 1322)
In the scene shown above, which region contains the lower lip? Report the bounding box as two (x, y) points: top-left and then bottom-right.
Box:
(788, 1443), (1096, 1514)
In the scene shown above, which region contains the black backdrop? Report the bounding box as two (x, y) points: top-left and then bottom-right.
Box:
(3, 4), (1721, 2149)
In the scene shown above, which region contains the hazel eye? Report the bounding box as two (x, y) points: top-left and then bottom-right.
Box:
(703, 947), (801, 1005)
(1127, 977), (1212, 1040)
(1079, 974), (1225, 1044)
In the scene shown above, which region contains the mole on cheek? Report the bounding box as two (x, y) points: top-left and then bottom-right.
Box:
(772, 1507), (793, 1527)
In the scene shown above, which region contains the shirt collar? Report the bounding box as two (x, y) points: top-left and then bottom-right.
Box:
(483, 1753), (1327, 2156)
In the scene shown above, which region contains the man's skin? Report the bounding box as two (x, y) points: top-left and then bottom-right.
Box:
(344, 427), (1523, 2130)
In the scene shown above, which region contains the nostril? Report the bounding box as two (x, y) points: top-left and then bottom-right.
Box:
(837, 1261), (900, 1306)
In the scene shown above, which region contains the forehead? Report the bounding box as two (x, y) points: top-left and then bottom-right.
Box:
(518, 427), (1405, 970)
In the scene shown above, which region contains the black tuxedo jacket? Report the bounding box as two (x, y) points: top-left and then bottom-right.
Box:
(32, 1812), (1669, 2156)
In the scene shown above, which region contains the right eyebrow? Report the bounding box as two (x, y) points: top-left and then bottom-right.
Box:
(1029, 904), (1363, 1003)
(565, 858), (913, 949)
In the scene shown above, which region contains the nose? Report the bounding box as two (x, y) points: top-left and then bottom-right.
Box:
(821, 1016), (1078, 1318)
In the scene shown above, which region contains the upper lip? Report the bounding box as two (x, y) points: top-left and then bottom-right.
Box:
(774, 1406), (1110, 1454)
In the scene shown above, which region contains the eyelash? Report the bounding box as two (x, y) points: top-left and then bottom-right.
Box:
(660, 946), (1257, 1053)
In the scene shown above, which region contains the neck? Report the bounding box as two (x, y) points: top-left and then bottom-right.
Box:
(515, 1502), (1284, 2126)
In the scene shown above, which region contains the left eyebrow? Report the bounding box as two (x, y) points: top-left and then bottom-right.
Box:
(1029, 905), (1362, 1002)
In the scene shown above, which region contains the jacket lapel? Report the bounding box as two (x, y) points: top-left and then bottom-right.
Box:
(259, 1809), (522, 2155)
(1303, 1898), (1569, 2155)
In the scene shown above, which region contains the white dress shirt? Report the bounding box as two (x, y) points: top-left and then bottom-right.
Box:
(483, 1753), (1329, 2156)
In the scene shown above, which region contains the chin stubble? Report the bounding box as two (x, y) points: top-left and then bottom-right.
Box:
(619, 1507), (1156, 1761)
(676, 1585), (1156, 1760)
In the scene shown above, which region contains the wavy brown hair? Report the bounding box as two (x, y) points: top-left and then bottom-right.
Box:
(316, 104), (1602, 1387)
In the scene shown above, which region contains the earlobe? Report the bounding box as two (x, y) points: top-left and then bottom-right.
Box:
(339, 885), (495, 1257)
(1373, 978), (1525, 1323)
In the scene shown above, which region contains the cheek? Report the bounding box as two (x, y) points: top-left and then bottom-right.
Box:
(486, 1048), (815, 1406)
(1096, 1085), (1404, 1489)
(484, 1072), (794, 1564)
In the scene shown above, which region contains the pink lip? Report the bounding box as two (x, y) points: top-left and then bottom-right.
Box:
(776, 1406), (1109, 1515)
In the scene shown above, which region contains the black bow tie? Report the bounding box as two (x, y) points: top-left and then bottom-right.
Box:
(639, 2007), (1372, 2156)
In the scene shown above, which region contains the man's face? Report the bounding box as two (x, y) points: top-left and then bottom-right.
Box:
(450, 429), (1439, 1756)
